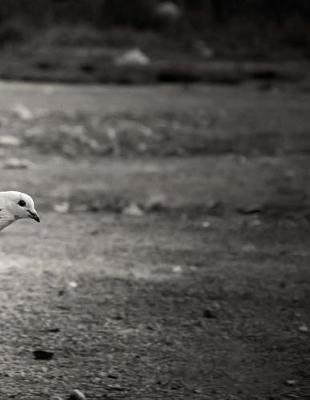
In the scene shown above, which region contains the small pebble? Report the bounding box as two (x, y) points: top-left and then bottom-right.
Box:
(107, 373), (118, 379)
(33, 350), (54, 360)
(122, 203), (144, 217)
(53, 202), (70, 214)
(0, 135), (22, 147)
(192, 388), (203, 394)
(68, 389), (87, 400)
(172, 265), (183, 273)
(298, 324), (309, 333)
(3, 157), (30, 169)
(285, 379), (297, 386)
(203, 308), (216, 319)
(106, 384), (124, 391)
(13, 103), (34, 120)
(144, 194), (167, 212)
(237, 204), (262, 215)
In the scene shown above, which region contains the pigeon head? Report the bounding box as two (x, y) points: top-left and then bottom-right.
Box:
(0, 191), (40, 224)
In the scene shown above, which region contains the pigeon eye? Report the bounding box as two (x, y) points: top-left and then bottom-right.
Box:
(18, 199), (26, 207)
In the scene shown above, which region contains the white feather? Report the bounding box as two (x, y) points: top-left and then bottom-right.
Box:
(0, 209), (15, 231)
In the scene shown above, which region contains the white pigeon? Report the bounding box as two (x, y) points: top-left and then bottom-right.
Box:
(0, 191), (40, 232)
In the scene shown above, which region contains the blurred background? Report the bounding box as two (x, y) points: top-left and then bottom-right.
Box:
(0, 0), (309, 82)
(0, 2), (309, 399)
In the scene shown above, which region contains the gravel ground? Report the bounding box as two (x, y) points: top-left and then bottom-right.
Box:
(0, 82), (309, 399)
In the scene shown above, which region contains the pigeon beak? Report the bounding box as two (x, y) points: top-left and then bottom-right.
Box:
(28, 210), (40, 222)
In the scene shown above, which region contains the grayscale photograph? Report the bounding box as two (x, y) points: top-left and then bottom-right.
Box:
(0, 1), (309, 399)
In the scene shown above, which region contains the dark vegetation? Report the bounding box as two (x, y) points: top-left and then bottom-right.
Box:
(0, 1), (310, 29)
(0, 1), (309, 83)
